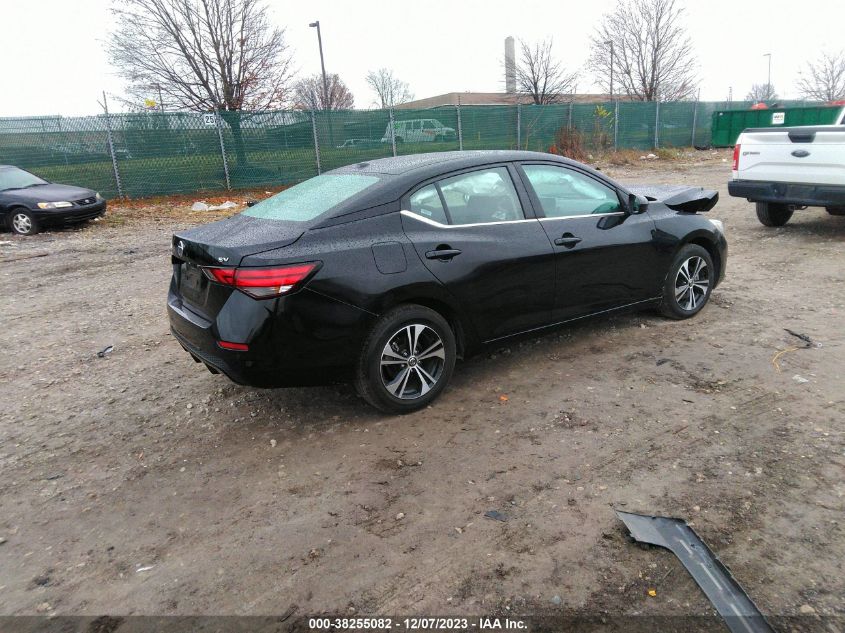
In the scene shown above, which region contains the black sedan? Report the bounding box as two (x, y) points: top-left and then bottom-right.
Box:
(0, 165), (106, 236)
(168, 151), (726, 413)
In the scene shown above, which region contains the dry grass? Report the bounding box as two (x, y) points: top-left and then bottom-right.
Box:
(102, 186), (287, 227)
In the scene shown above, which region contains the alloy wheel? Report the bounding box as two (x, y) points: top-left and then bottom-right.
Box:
(674, 256), (710, 311)
(12, 213), (32, 235)
(380, 324), (446, 400)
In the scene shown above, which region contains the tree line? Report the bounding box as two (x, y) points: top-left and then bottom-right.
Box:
(108, 0), (845, 117)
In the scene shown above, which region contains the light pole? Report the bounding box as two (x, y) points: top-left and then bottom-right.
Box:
(309, 21), (329, 110)
(763, 53), (772, 99)
(605, 40), (614, 99)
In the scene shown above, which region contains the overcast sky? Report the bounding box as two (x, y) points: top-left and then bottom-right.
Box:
(3, 0), (844, 117)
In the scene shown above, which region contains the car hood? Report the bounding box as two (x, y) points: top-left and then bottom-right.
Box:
(3, 183), (95, 203)
(172, 213), (306, 267)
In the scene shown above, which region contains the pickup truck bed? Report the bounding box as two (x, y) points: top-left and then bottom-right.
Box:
(728, 125), (845, 226)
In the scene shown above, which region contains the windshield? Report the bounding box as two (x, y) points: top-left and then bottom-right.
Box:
(0, 167), (47, 191)
(242, 174), (380, 222)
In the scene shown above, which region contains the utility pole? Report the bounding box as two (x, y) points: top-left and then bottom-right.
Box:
(763, 53), (772, 99)
(309, 21), (329, 110)
(605, 40), (614, 98)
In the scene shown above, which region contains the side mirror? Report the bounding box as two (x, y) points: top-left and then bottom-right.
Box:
(627, 193), (648, 214)
(246, 199), (258, 207)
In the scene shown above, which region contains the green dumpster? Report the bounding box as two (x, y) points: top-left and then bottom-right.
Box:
(711, 105), (844, 147)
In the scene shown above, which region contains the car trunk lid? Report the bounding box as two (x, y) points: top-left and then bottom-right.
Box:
(171, 214), (306, 316)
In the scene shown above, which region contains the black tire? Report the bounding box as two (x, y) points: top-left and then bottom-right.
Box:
(659, 244), (714, 320)
(755, 202), (793, 227)
(354, 304), (456, 414)
(826, 206), (845, 216)
(8, 208), (39, 236)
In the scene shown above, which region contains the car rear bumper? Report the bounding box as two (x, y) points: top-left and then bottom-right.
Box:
(728, 180), (845, 207)
(34, 201), (106, 225)
(167, 285), (377, 388)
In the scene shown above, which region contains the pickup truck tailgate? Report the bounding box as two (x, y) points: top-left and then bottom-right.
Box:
(736, 127), (845, 186)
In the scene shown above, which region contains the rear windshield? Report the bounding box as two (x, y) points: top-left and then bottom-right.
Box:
(242, 174), (379, 222)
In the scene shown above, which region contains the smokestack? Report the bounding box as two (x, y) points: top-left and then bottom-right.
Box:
(505, 36), (516, 94)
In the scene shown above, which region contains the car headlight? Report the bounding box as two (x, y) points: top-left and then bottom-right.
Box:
(709, 218), (724, 234)
(95, 192), (103, 201)
(37, 201), (73, 209)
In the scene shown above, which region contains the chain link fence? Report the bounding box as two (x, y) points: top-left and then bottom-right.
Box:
(0, 100), (815, 199)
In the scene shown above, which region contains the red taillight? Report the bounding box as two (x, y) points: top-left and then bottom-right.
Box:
(217, 340), (249, 351)
(205, 267), (237, 285)
(203, 262), (319, 299)
(732, 144), (741, 171)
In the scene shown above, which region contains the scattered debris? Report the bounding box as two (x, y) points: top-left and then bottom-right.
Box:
(499, 395), (509, 403)
(799, 604), (816, 615)
(96, 345), (114, 358)
(656, 358), (671, 366)
(550, 595), (562, 605)
(395, 512), (405, 521)
(772, 329), (820, 371)
(784, 328), (815, 347)
(270, 439), (277, 448)
(617, 511), (774, 633)
(484, 510), (508, 522)
(648, 588), (657, 597)
(191, 201), (239, 212)
(135, 565), (154, 573)
(0, 537), (6, 545)
(792, 375), (809, 384)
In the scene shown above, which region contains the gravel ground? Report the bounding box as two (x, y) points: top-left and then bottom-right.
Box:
(0, 156), (843, 625)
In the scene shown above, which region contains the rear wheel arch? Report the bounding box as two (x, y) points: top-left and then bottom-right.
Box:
(377, 294), (470, 359)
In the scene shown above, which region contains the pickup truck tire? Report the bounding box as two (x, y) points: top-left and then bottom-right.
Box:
(826, 207), (845, 216)
(755, 202), (793, 227)
(659, 244), (714, 320)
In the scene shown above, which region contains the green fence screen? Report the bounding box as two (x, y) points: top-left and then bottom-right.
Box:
(0, 100), (821, 199)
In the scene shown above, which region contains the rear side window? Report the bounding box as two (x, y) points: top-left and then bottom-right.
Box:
(408, 184), (448, 224)
(242, 174), (379, 222)
(522, 164), (621, 217)
(438, 167), (523, 225)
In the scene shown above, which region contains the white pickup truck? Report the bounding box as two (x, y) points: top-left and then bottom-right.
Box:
(728, 117), (845, 226)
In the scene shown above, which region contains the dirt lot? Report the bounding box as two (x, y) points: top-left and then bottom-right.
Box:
(1, 154), (843, 626)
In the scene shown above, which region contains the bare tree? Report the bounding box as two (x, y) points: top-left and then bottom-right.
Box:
(293, 74), (354, 111)
(507, 39), (578, 105)
(108, 0), (295, 164)
(588, 0), (698, 101)
(366, 68), (413, 108)
(746, 83), (778, 103)
(796, 51), (845, 102)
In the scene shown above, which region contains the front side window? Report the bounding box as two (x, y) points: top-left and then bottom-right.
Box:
(408, 184), (448, 224)
(522, 164), (622, 218)
(423, 120), (437, 130)
(242, 174), (379, 222)
(0, 167), (47, 191)
(438, 167), (523, 225)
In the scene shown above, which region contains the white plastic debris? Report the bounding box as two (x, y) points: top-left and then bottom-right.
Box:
(792, 375), (809, 384)
(191, 201), (239, 211)
(646, 153), (658, 159)
(136, 565), (155, 573)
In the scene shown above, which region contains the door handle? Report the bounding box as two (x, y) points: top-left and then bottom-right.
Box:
(554, 233), (582, 248)
(425, 248), (462, 261)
